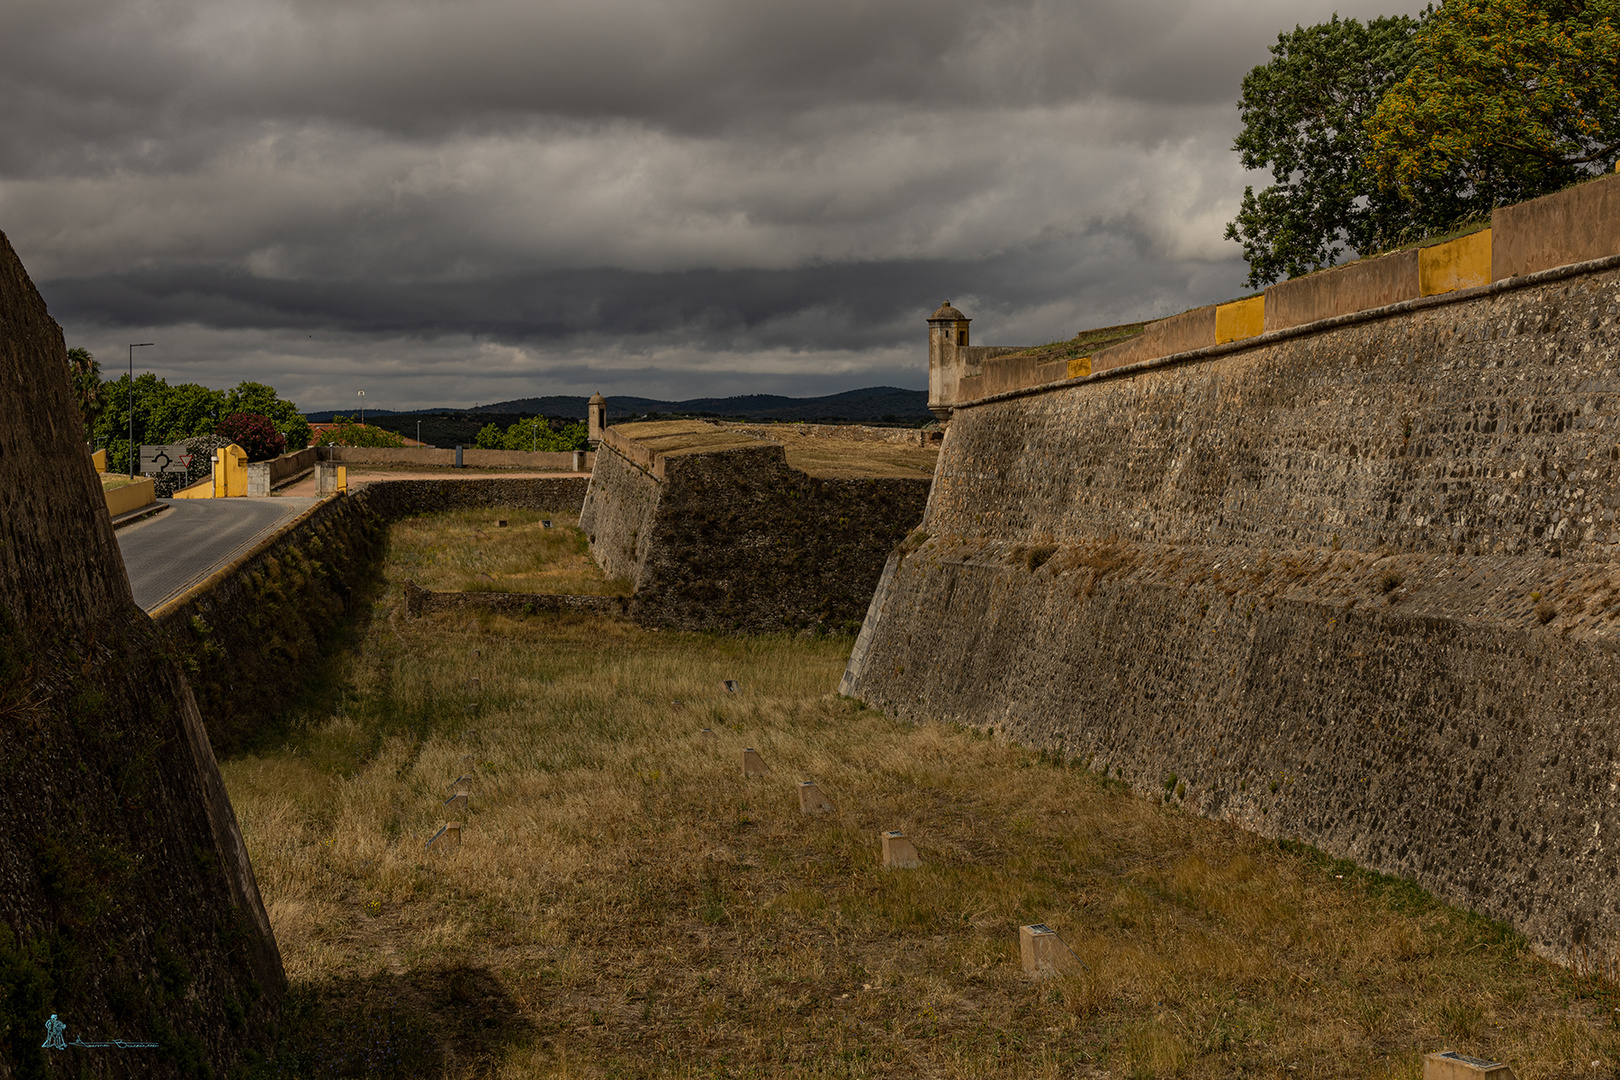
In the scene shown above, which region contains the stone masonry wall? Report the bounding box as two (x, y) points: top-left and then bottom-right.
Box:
(845, 264), (1620, 963)
(578, 446), (661, 585)
(158, 477), (590, 756)
(582, 440), (932, 633)
(0, 228), (285, 1076)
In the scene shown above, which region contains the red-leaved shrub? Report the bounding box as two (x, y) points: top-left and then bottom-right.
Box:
(216, 412), (287, 462)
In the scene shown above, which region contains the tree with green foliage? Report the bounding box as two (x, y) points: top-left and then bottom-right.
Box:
(92, 375), (309, 473)
(224, 381), (313, 450)
(1365, 0), (1620, 206)
(1225, 13), (1437, 287)
(313, 416), (406, 448)
(65, 347), (103, 438)
(475, 416), (589, 452)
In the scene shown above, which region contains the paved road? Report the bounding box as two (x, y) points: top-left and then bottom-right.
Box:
(118, 498), (319, 612)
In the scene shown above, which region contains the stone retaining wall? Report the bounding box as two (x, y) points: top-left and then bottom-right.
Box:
(401, 583), (629, 619)
(844, 261), (1620, 963)
(581, 435), (931, 633)
(156, 476), (590, 755)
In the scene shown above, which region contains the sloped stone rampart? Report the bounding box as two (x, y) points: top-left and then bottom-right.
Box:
(845, 263), (1620, 963)
(0, 228), (285, 1075)
(582, 438), (931, 633)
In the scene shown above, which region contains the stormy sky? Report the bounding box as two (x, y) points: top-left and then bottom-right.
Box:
(1, 0), (1418, 411)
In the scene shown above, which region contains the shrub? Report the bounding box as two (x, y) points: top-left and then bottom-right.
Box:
(313, 417), (406, 448)
(215, 413), (286, 462)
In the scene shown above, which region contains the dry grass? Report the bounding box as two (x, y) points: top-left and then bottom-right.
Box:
(224, 566), (1620, 1077)
(384, 510), (630, 595)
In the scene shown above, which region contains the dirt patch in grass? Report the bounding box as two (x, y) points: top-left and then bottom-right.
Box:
(224, 596), (1620, 1078)
(384, 509), (629, 595)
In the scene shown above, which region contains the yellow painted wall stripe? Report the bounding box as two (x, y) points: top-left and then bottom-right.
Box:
(1215, 296), (1265, 344)
(1420, 228), (1491, 297)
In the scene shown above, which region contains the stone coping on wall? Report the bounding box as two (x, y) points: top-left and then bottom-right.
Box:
(942, 174), (1620, 406)
(950, 249), (1620, 413)
(603, 420), (939, 481)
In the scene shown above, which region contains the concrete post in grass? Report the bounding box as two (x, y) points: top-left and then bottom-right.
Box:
(881, 831), (920, 868)
(1020, 923), (1071, 977)
(743, 748), (769, 776)
(427, 822), (462, 851)
(798, 781), (835, 814)
(1423, 1052), (1515, 1080)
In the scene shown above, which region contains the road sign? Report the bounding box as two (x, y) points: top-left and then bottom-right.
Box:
(139, 444), (194, 474)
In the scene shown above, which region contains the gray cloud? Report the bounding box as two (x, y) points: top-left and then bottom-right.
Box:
(0, 0), (1422, 409)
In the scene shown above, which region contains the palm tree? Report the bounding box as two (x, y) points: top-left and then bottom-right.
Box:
(66, 347), (103, 439)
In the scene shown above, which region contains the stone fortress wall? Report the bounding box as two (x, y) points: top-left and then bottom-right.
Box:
(931, 172), (1620, 416)
(845, 173), (1620, 965)
(581, 421), (933, 633)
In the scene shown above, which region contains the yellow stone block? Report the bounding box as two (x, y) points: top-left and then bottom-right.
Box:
(1215, 296), (1265, 344)
(90, 448), (106, 472)
(1067, 356), (1091, 379)
(1420, 228), (1492, 297)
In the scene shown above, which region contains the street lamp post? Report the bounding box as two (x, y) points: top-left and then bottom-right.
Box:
(357, 389), (365, 426)
(128, 343), (154, 477)
(532, 418), (539, 452)
(417, 421), (421, 447)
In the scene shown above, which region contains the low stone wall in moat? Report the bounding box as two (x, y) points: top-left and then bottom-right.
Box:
(845, 262), (1620, 964)
(580, 433), (931, 633)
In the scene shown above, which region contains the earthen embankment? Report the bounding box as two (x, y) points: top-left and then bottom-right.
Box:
(845, 263), (1620, 962)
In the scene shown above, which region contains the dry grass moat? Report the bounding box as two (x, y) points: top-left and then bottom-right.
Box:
(387, 510), (630, 595)
(223, 527), (1620, 1078)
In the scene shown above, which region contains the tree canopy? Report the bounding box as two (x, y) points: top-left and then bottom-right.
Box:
(475, 417), (589, 452)
(1225, 14), (1429, 287)
(1229, 2), (1620, 287)
(65, 347), (103, 437)
(1365, 0), (1620, 205)
(90, 373), (310, 473)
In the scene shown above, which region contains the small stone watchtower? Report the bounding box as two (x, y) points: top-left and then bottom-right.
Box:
(587, 392), (607, 446)
(928, 301), (971, 421)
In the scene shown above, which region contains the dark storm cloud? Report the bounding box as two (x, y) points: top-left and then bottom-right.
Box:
(0, 0), (1423, 407)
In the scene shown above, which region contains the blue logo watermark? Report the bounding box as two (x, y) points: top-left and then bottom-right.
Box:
(41, 1014), (156, 1050)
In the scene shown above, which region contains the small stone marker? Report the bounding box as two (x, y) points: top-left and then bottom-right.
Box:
(1424, 1052), (1516, 1080)
(444, 792), (468, 812)
(743, 748), (769, 776)
(699, 728), (716, 740)
(881, 830), (920, 869)
(426, 822), (462, 851)
(497, 519), (507, 528)
(1020, 923), (1072, 977)
(799, 780), (835, 814)
(723, 679), (739, 693)
(447, 774), (474, 792)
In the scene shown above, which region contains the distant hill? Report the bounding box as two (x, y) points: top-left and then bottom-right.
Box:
(305, 386), (931, 445)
